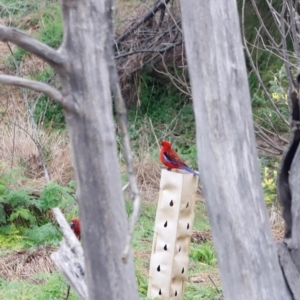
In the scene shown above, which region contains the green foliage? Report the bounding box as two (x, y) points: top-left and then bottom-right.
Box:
(0, 168), (36, 227)
(136, 269), (148, 297)
(0, 167), (75, 248)
(184, 284), (222, 300)
(137, 71), (186, 124)
(252, 66), (289, 133)
(37, 4), (63, 49)
(4, 1), (65, 129)
(37, 181), (75, 211)
(0, 225), (24, 249)
(0, 272), (79, 300)
(23, 223), (61, 247)
(124, 69), (197, 169)
(261, 165), (278, 205)
(190, 243), (217, 266)
(1, 0), (44, 19)
(31, 68), (65, 129)
(9, 207), (37, 225)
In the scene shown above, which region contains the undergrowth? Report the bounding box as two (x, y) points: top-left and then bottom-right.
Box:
(0, 272), (78, 300)
(0, 167), (76, 249)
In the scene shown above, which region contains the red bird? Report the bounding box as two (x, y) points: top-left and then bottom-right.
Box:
(160, 140), (199, 176)
(70, 218), (81, 240)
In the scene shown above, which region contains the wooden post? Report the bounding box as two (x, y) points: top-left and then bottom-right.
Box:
(147, 169), (198, 299)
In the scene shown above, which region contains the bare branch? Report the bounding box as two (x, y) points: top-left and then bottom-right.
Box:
(115, 41), (182, 59)
(0, 74), (73, 111)
(288, 0), (300, 71)
(115, 0), (171, 47)
(0, 25), (64, 67)
(241, 2), (289, 128)
(6, 42), (51, 181)
(243, 42), (289, 127)
(280, 0), (295, 90)
(109, 55), (141, 264)
(251, 0), (280, 48)
(257, 145), (282, 155)
(255, 124), (284, 153)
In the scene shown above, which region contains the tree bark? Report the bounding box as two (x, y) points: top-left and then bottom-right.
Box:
(0, 0), (140, 297)
(58, 1), (138, 299)
(180, 0), (292, 299)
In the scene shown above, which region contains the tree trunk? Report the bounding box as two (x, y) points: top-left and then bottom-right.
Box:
(179, 0), (292, 299)
(0, 0), (139, 298)
(58, 1), (138, 299)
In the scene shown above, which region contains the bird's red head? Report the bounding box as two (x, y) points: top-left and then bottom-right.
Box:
(161, 140), (171, 150)
(70, 218), (81, 240)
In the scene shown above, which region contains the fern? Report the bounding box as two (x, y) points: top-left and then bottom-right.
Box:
(0, 224), (24, 249)
(0, 204), (6, 224)
(9, 208), (37, 225)
(0, 167), (26, 185)
(2, 189), (32, 208)
(23, 223), (61, 247)
(38, 181), (75, 211)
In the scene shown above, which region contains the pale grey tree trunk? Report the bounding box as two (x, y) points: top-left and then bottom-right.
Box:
(59, 1), (139, 299)
(0, 0), (139, 299)
(179, 1), (292, 299)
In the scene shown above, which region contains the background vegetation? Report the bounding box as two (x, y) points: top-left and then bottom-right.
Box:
(0, 0), (289, 299)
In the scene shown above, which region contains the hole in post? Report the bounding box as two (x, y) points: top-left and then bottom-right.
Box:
(181, 267), (184, 274)
(179, 245), (181, 252)
(159, 289), (162, 295)
(187, 223), (190, 229)
(157, 265), (161, 272)
(164, 244), (167, 251)
(186, 202), (189, 208)
(175, 290), (178, 296)
(164, 221), (168, 227)
(170, 200), (174, 206)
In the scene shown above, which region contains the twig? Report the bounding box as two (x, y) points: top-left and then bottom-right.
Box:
(10, 121), (16, 168)
(5, 42), (52, 182)
(149, 118), (160, 147)
(288, 0), (300, 71)
(65, 285), (71, 300)
(250, 0), (280, 48)
(109, 51), (141, 264)
(257, 145), (282, 155)
(115, 41), (182, 59)
(208, 275), (220, 294)
(115, 0), (171, 47)
(242, 39), (289, 127)
(280, 0), (295, 90)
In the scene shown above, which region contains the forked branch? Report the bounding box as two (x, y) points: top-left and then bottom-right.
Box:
(0, 25), (64, 68)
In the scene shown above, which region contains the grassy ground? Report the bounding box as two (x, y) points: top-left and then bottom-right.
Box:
(0, 199), (222, 300)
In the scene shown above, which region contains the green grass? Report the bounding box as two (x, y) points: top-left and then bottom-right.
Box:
(0, 272), (79, 300)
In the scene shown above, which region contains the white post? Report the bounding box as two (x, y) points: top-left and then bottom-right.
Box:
(147, 169), (198, 299)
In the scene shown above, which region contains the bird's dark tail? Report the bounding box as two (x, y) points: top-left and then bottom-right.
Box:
(182, 166), (200, 176)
